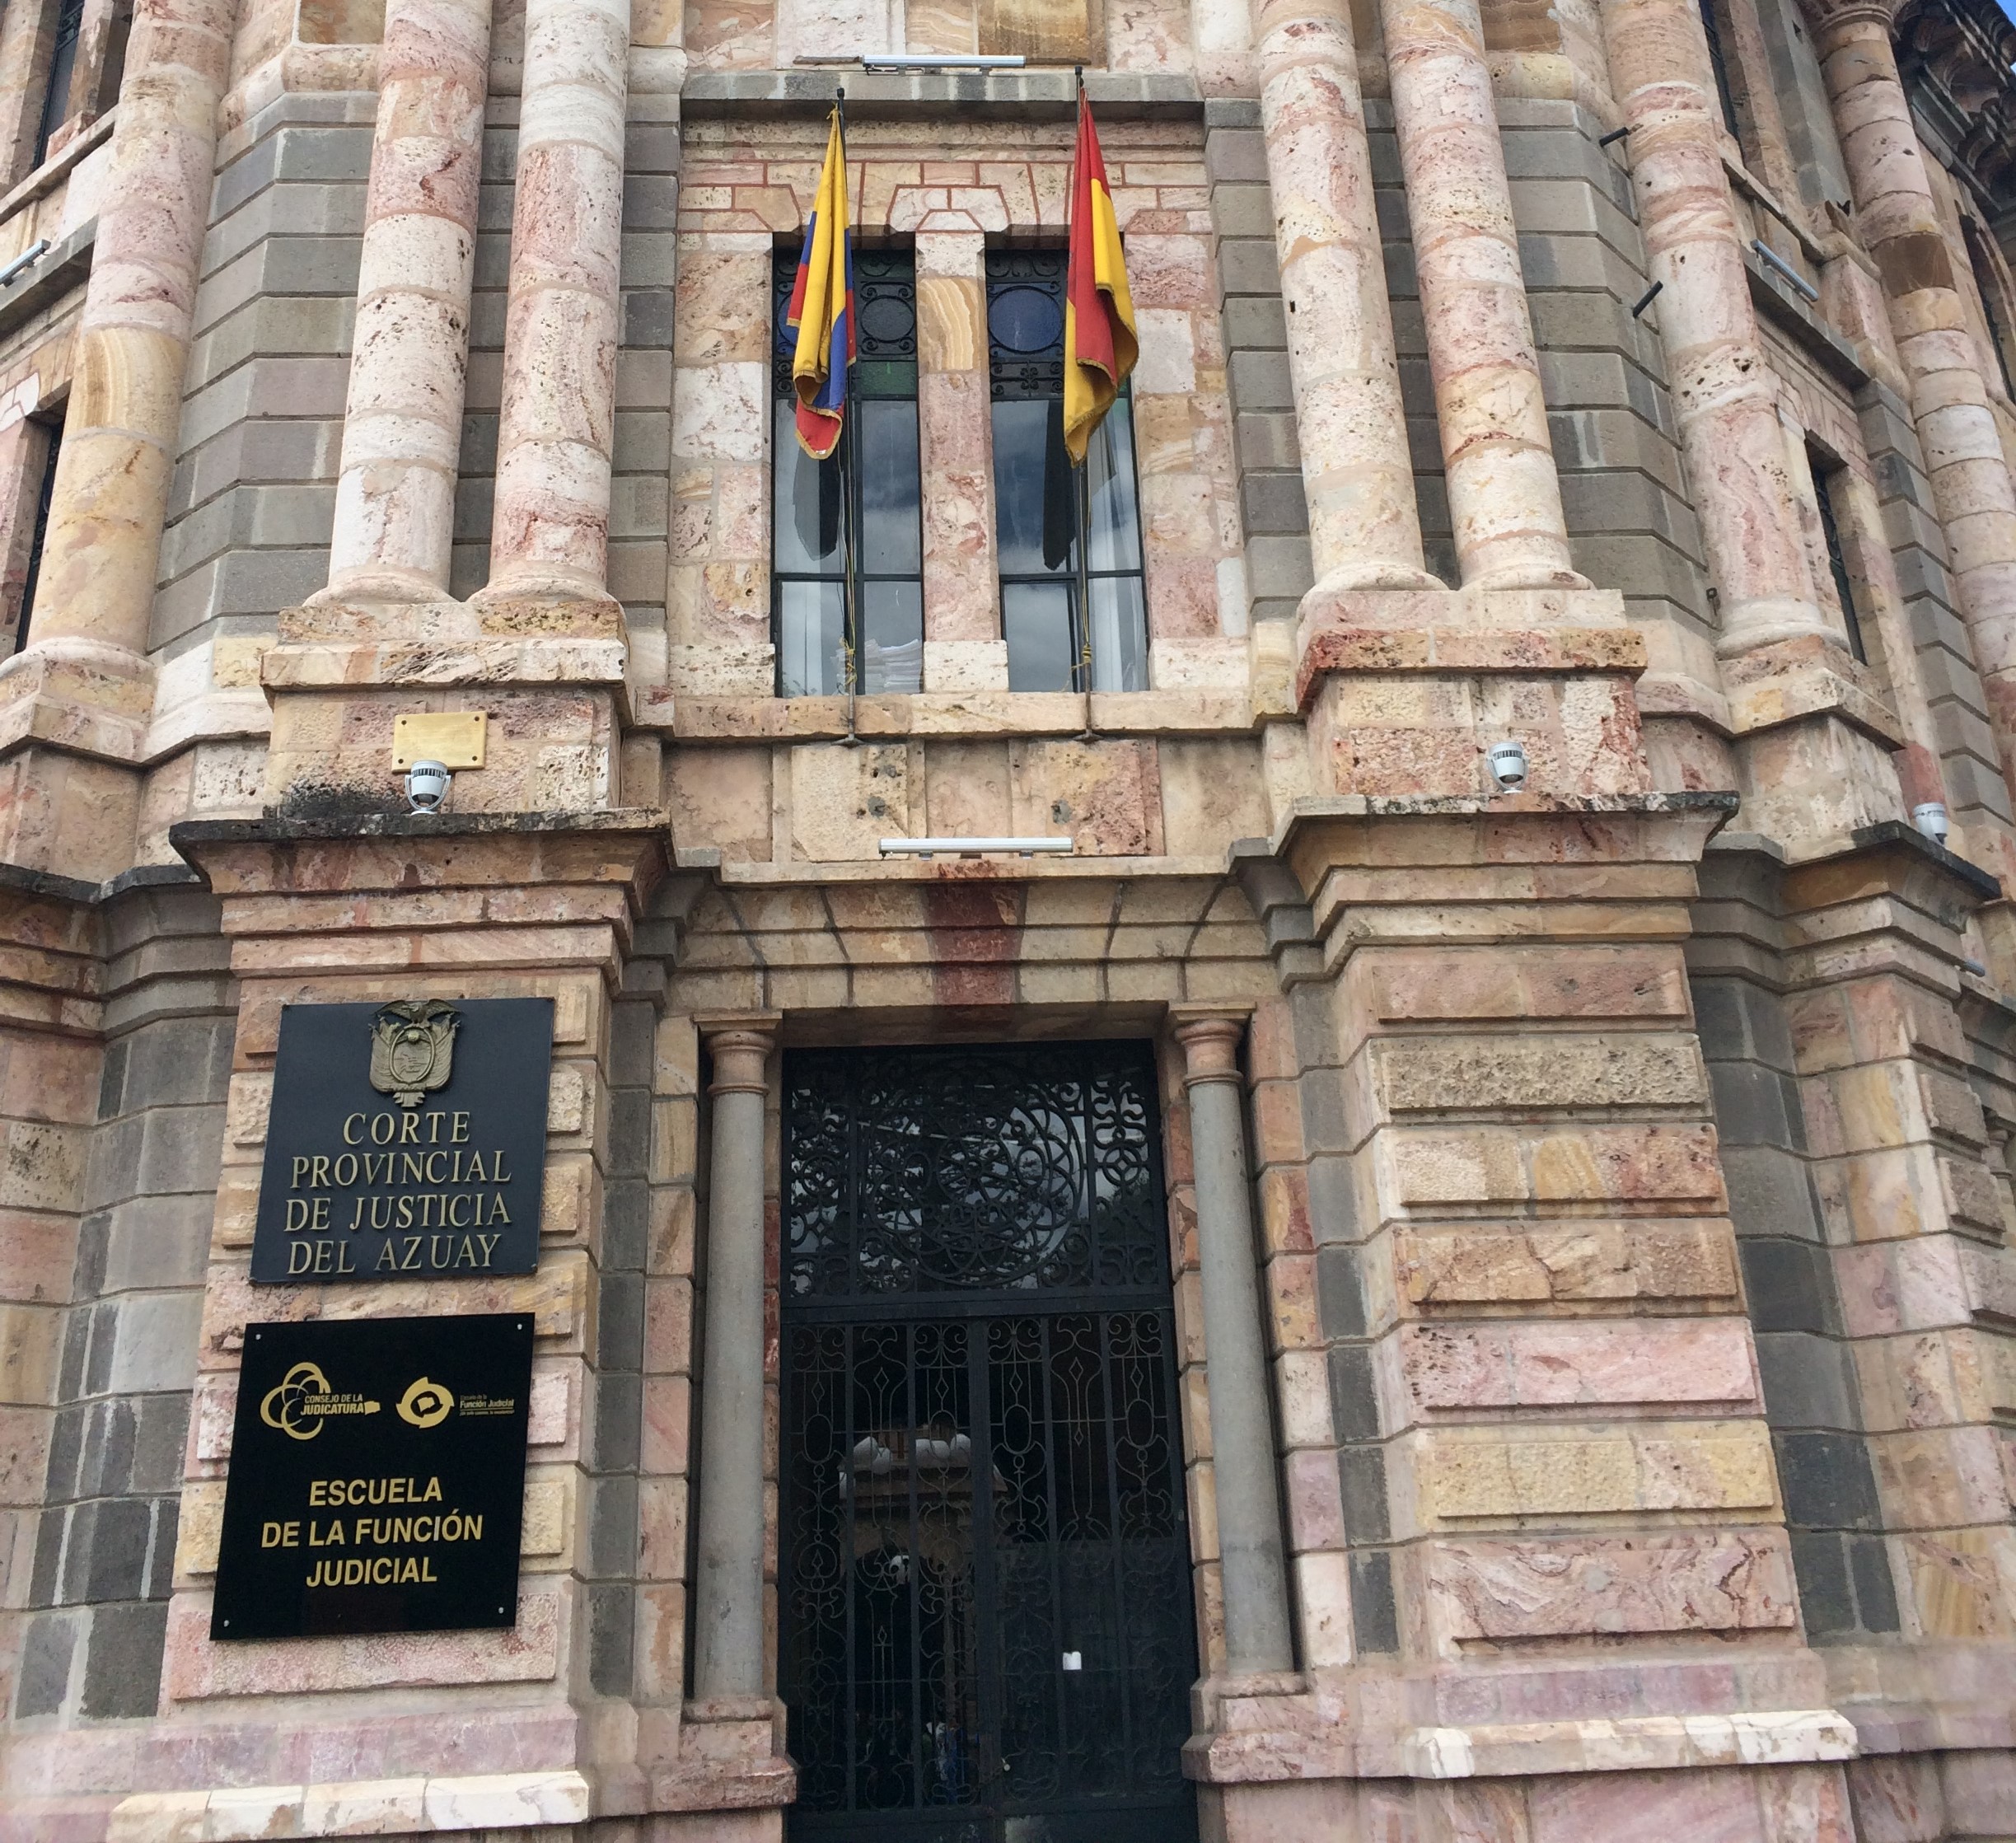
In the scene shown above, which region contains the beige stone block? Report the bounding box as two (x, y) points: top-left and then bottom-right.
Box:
(790, 742), (916, 861)
(1371, 1033), (1708, 1116)
(1394, 1222), (1739, 1310)
(1158, 737), (1271, 858)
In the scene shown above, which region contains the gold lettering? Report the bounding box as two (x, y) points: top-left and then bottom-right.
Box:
(476, 1233), (500, 1266)
(291, 1157), (310, 1189)
(401, 1153), (423, 1185)
(371, 1113), (395, 1145)
(451, 1111), (470, 1144)
(343, 1113), (365, 1145)
(426, 1150), (449, 1184)
(333, 1153), (358, 1187)
(400, 1111), (420, 1145)
(309, 1155), (331, 1189)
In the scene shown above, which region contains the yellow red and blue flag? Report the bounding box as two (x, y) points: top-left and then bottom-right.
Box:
(788, 111), (855, 461)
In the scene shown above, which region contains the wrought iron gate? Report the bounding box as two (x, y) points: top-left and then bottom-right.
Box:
(779, 1045), (1199, 1843)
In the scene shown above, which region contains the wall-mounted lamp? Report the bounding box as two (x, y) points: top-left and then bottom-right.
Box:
(1486, 741), (1529, 793)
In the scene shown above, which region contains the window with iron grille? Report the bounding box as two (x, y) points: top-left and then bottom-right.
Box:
(1697, 0), (1744, 142)
(15, 411), (61, 655)
(770, 245), (923, 696)
(986, 250), (1148, 694)
(32, 0), (87, 168)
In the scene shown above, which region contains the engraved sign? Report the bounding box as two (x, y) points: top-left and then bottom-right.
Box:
(213, 1313), (534, 1639)
(251, 997), (552, 1282)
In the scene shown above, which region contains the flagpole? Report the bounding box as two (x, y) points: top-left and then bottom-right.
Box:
(1073, 66), (1097, 745)
(836, 86), (860, 747)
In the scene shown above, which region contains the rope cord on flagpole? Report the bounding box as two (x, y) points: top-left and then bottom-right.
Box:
(1073, 65), (1097, 745)
(836, 86), (860, 746)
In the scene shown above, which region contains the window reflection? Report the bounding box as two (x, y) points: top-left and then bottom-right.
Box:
(772, 247), (924, 695)
(985, 250), (1149, 693)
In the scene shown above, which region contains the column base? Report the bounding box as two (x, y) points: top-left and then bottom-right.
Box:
(261, 594), (632, 813)
(646, 1696), (796, 1813)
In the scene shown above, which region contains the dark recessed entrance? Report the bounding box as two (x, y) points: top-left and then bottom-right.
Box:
(779, 1043), (1200, 1843)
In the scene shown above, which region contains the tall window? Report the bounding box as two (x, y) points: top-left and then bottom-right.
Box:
(32, 0), (86, 168)
(1809, 447), (1866, 665)
(1697, 0), (1743, 141)
(1964, 220), (2016, 402)
(15, 412), (62, 654)
(770, 246), (922, 696)
(986, 250), (1148, 693)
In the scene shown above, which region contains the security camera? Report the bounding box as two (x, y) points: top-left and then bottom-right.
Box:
(1913, 802), (1949, 844)
(405, 760), (451, 814)
(1486, 740), (1529, 793)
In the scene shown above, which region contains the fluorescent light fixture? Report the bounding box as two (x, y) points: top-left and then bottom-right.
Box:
(0, 240), (49, 288)
(860, 54), (1027, 67)
(879, 835), (1073, 857)
(1752, 239), (1819, 303)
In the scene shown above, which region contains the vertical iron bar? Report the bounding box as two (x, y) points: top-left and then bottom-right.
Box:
(1076, 456), (1096, 741)
(970, 1318), (1000, 1826)
(1096, 1310), (1136, 1792)
(843, 1325), (859, 1812)
(905, 1323), (922, 1808)
(1038, 1314), (1070, 1799)
(836, 87), (860, 743)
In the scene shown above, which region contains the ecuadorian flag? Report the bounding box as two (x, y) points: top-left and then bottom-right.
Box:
(788, 111), (855, 461)
(1063, 88), (1138, 467)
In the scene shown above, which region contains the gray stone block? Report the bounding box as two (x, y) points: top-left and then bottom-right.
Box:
(130, 1395), (190, 1496)
(1721, 1145), (1827, 1246)
(1708, 1059), (1799, 1149)
(1234, 409), (1301, 472)
(1326, 1345), (1378, 1444)
(1204, 97), (1262, 129)
(1205, 126), (1268, 184)
(1317, 1242), (1367, 1337)
(1210, 183), (1275, 240)
(1229, 348), (1294, 411)
(104, 1293), (203, 1396)
(82, 1496), (153, 1603)
(587, 1582), (635, 1696)
(1222, 294), (1287, 352)
(588, 1473), (638, 1579)
(135, 1105), (227, 1199)
(1349, 1551), (1399, 1654)
(1789, 1528), (1855, 1640)
(1336, 1446), (1389, 1543)
(1775, 1429), (1881, 1530)
(1305, 1156), (1357, 1248)
(623, 175), (680, 230)
(15, 1612), (77, 1715)
(594, 1370), (643, 1472)
(623, 288), (676, 349)
(79, 1601), (168, 1719)
(1754, 1331), (1859, 1431)
(1216, 238), (1281, 297)
(599, 1271), (644, 1372)
(1847, 1532), (1901, 1633)
(614, 410), (671, 473)
(1241, 471), (1310, 536)
(609, 540), (668, 606)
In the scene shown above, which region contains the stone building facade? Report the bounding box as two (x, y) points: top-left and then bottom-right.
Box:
(0, 0), (2012, 1832)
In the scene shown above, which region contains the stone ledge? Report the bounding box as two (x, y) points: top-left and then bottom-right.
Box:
(681, 68), (1202, 120)
(646, 687), (1256, 738)
(1294, 626), (1647, 712)
(106, 1770), (591, 1841)
(1396, 1709), (1857, 1780)
(172, 808), (669, 849)
(0, 213), (96, 340)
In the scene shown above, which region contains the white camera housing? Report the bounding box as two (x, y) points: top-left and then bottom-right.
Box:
(1913, 801), (1950, 844)
(405, 760), (451, 814)
(1486, 740), (1529, 793)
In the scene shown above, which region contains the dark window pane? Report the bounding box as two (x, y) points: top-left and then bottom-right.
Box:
(862, 580), (924, 692)
(774, 401), (844, 575)
(1003, 582), (1076, 692)
(992, 399), (1069, 578)
(779, 578), (845, 695)
(858, 397), (920, 577)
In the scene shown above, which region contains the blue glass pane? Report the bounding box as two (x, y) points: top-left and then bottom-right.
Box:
(1089, 577), (1148, 692)
(774, 402), (843, 575)
(862, 581), (924, 693)
(1086, 397), (1143, 573)
(992, 400), (1072, 577)
(858, 398), (921, 577)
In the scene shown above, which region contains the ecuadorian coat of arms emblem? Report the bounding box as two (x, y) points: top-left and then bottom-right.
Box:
(368, 999), (462, 1106)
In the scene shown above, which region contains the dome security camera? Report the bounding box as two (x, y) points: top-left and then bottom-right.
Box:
(1913, 802), (1950, 844)
(1486, 740), (1529, 793)
(405, 760), (451, 814)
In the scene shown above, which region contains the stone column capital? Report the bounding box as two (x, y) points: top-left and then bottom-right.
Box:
(696, 1013), (780, 1096)
(1793, 0), (1897, 32)
(1172, 1006), (1251, 1088)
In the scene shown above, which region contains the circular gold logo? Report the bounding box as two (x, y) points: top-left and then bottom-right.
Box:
(260, 1362), (331, 1442)
(397, 1377), (454, 1429)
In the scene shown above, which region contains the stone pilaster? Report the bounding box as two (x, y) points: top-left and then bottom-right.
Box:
(2, 812), (716, 1834)
(915, 228), (1007, 693)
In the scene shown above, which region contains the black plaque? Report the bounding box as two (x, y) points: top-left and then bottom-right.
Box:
(251, 997), (552, 1283)
(212, 1313), (535, 1640)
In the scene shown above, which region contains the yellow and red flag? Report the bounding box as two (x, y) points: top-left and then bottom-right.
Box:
(787, 110), (855, 461)
(1063, 87), (1138, 467)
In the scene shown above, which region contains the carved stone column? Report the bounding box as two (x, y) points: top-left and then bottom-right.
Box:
(690, 1014), (779, 1698)
(1173, 1008), (1295, 1677)
(1803, 0), (2016, 805)
(1378, 0), (1587, 590)
(476, 0), (630, 606)
(321, 0), (492, 601)
(1598, 0), (1834, 657)
(1256, 0), (1438, 600)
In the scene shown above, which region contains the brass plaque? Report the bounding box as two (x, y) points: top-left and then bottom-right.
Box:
(392, 712), (486, 769)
